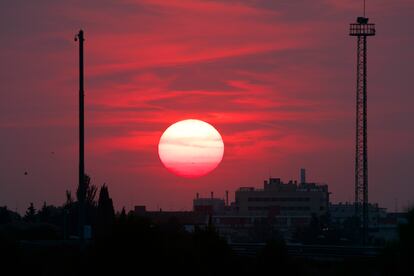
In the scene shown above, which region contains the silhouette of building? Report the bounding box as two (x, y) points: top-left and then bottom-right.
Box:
(208, 169), (329, 241)
(329, 202), (386, 226)
(193, 195), (226, 214)
(373, 212), (408, 242)
(330, 202), (407, 242)
(132, 169), (403, 243)
(233, 177), (328, 217)
(133, 208), (209, 233)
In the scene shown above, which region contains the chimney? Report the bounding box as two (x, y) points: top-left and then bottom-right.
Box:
(196, 192), (199, 199)
(300, 168), (306, 184)
(211, 192), (214, 200)
(225, 190), (229, 206)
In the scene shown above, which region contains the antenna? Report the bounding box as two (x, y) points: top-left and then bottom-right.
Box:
(364, 0), (366, 17)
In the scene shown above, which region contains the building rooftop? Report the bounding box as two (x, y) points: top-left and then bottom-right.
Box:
(236, 177), (328, 193)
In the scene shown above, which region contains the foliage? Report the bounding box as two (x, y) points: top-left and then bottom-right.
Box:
(24, 202), (36, 223)
(0, 206), (20, 224)
(257, 239), (288, 273)
(76, 174), (98, 207)
(95, 184), (115, 238)
(1, 174), (412, 275)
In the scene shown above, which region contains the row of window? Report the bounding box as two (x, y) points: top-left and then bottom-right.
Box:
(248, 206), (311, 211)
(247, 197), (310, 202)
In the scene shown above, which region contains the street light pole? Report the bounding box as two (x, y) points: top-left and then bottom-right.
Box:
(75, 30), (85, 240)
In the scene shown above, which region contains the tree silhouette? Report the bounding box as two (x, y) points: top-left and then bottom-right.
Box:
(77, 174), (97, 207)
(120, 207), (126, 219)
(24, 202), (36, 222)
(77, 174), (98, 230)
(64, 175), (99, 237)
(95, 184), (115, 238)
(0, 206), (12, 224)
(38, 201), (50, 223)
(65, 190), (74, 208)
(398, 207), (414, 273)
(257, 239), (288, 273)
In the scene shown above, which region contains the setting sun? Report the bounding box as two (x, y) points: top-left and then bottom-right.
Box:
(158, 119), (224, 178)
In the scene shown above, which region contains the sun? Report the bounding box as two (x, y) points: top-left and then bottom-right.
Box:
(158, 119), (224, 178)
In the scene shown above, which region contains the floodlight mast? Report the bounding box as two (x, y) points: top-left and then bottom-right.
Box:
(349, 7), (375, 244)
(75, 30), (85, 240)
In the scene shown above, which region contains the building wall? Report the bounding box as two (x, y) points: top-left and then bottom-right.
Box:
(207, 178), (330, 241)
(329, 202), (387, 227)
(193, 198), (225, 214)
(234, 178), (329, 218)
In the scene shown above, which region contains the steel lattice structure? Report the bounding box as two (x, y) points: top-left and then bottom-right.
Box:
(349, 17), (375, 244)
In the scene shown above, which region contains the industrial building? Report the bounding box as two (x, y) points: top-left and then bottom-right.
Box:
(133, 169), (404, 243)
(193, 192), (226, 214)
(201, 169), (331, 241)
(329, 202), (405, 242)
(329, 202), (386, 227)
(132, 170), (330, 241)
(233, 177), (329, 217)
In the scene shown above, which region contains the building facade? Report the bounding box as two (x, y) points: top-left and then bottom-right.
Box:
(207, 174), (330, 241)
(234, 178), (329, 218)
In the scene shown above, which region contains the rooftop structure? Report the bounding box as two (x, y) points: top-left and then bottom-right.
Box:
(193, 196), (226, 214)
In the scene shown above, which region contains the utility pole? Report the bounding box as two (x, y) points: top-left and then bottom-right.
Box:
(349, 7), (376, 245)
(75, 30), (85, 240)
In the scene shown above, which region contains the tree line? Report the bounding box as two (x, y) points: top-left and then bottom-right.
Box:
(0, 175), (413, 275)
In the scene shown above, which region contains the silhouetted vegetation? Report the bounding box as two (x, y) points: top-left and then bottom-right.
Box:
(257, 239), (289, 272)
(95, 184), (115, 239)
(83, 212), (234, 275)
(24, 202), (36, 222)
(1, 181), (413, 275)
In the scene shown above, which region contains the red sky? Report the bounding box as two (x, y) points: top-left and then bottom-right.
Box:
(0, 0), (413, 213)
